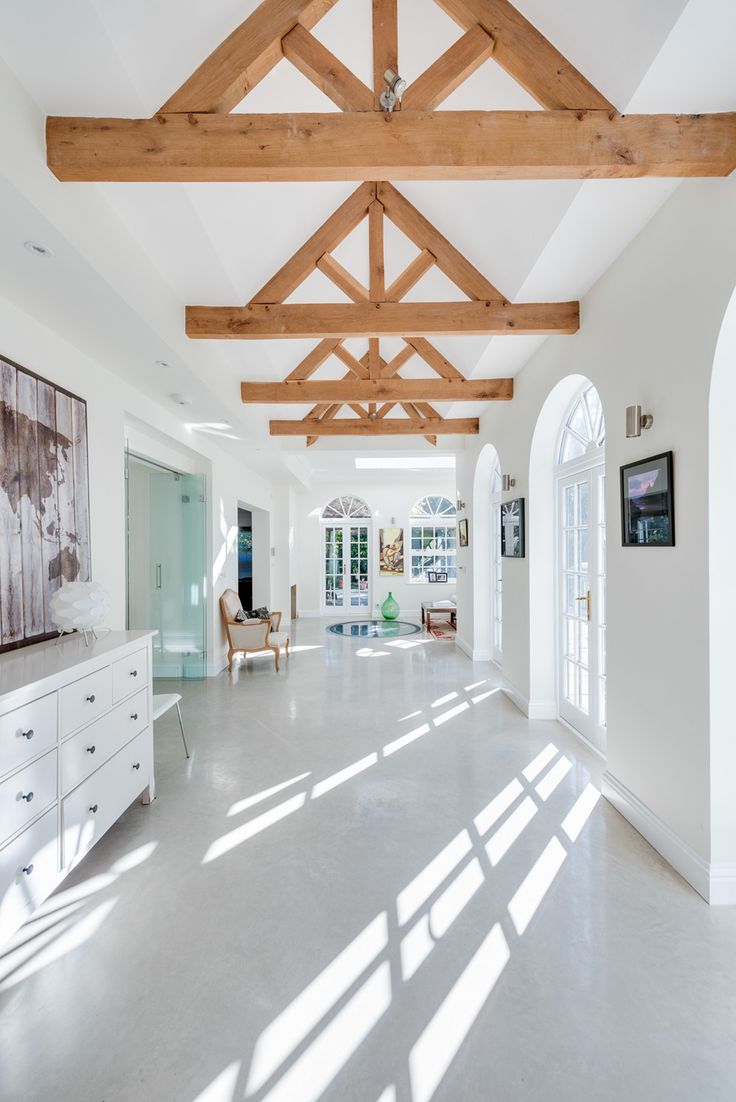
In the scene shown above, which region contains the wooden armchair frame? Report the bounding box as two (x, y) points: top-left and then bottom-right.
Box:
(219, 589), (289, 673)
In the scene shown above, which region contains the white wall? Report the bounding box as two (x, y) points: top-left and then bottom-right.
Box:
(457, 176), (736, 899)
(294, 476), (457, 617)
(0, 291), (278, 677)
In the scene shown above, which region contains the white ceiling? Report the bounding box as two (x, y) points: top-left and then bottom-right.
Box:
(0, 0), (734, 485)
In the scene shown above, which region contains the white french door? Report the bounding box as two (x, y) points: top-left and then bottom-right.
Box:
(558, 463), (606, 752)
(323, 524), (370, 612)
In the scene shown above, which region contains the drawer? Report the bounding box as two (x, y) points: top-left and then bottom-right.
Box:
(0, 693), (57, 779)
(0, 807), (60, 945)
(112, 647), (148, 703)
(0, 751), (57, 846)
(61, 689), (148, 795)
(59, 666), (112, 737)
(62, 730), (151, 869)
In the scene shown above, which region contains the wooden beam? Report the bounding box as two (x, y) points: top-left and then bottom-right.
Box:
(380, 345), (416, 377)
(369, 199), (385, 301)
(282, 25), (374, 111)
(401, 401), (438, 446)
(333, 344), (370, 378)
(368, 338), (381, 380)
(48, 112), (736, 183)
(160, 0), (339, 113)
(372, 0), (398, 110)
(270, 417), (480, 435)
(242, 378), (514, 402)
(404, 337), (464, 380)
(251, 182), (373, 302)
(378, 183), (502, 300)
(186, 300), (580, 338)
(316, 254), (370, 302)
(402, 25), (495, 111)
(433, 0), (614, 111)
(385, 249), (435, 301)
(286, 338), (342, 380)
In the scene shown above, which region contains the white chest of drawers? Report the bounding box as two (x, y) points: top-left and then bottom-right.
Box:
(0, 631), (155, 946)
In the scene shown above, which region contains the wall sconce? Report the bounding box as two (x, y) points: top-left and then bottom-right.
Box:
(380, 68), (407, 112)
(625, 405), (654, 438)
(456, 497), (466, 512)
(502, 475), (516, 491)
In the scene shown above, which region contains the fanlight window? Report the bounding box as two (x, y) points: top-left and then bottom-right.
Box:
(558, 384), (605, 464)
(409, 495), (456, 520)
(322, 495), (372, 520)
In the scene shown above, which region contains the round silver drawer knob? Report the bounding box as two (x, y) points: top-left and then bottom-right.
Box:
(86, 745), (96, 754)
(86, 694), (96, 703)
(89, 804), (98, 814)
(130, 670), (138, 677)
(22, 864), (34, 876)
(21, 791), (34, 802)
(130, 713), (138, 721)
(21, 729), (34, 740)
(132, 762), (141, 771)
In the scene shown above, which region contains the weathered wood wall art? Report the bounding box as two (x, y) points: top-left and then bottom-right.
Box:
(0, 356), (91, 651)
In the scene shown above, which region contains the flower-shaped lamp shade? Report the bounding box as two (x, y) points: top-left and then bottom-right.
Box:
(50, 581), (111, 633)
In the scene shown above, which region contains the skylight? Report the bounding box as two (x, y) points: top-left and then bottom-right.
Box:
(354, 457), (456, 471)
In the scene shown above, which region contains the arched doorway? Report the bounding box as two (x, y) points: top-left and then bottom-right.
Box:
(320, 495), (372, 613)
(556, 383), (606, 752)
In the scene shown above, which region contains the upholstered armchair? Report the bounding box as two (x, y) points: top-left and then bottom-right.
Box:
(219, 589), (290, 673)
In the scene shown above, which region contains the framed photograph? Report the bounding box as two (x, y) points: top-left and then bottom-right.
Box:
(620, 451), (674, 546)
(501, 498), (525, 558)
(428, 571), (448, 583)
(458, 518), (469, 547)
(427, 570), (436, 583)
(379, 526), (404, 576)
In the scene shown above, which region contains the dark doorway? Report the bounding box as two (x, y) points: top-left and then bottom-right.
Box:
(238, 507), (253, 610)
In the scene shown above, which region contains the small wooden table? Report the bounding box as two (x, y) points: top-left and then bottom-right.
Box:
(421, 603), (457, 631)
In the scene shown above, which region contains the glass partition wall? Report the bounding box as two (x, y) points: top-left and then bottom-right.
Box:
(126, 451), (207, 678)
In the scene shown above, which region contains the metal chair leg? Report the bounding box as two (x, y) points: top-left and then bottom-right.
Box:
(175, 701), (190, 759)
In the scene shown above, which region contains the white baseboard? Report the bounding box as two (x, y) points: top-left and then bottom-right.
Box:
(601, 771), (736, 904)
(501, 680), (556, 720)
(454, 636), (475, 661)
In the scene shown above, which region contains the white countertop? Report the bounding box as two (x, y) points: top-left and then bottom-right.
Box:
(0, 630), (156, 713)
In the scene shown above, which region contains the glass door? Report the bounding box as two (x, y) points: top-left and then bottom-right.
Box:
(322, 524), (370, 611)
(126, 452), (207, 679)
(559, 466), (606, 751)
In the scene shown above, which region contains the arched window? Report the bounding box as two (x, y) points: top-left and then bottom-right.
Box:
(409, 496), (457, 583)
(558, 384), (605, 464)
(321, 494), (372, 520)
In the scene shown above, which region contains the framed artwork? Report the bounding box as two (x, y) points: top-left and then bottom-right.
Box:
(0, 355), (91, 652)
(458, 518), (469, 547)
(620, 451), (674, 546)
(379, 526), (404, 576)
(501, 498), (525, 558)
(427, 571), (448, 583)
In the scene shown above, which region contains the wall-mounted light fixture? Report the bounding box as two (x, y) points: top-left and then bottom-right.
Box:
(502, 475), (516, 492)
(380, 68), (407, 112)
(625, 405), (653, 438)
(456, 496), (466, 512)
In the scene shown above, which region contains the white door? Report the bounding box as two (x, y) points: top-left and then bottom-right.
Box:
(558, 466), (606, 751)
(323, 525), (370, 611)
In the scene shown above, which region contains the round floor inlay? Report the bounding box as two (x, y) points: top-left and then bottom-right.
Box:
(327, 620), (421, 638)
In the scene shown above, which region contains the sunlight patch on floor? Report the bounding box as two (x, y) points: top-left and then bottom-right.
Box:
(485, 797), (537, 866)
(311, 754), (377, 799)
(522, 743), (558, 781)
(191, 1062), (241, 1102)
(202, 793), (306, 863)
(508, 838), (567, 935)
(382, 723), (430, 757)
(228, 773), (312, 817)
(397, 831), (472, 926)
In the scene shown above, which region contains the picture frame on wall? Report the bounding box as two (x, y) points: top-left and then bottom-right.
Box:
(501, 498), (525, 558)
(427, 571), (448, 583)
(620, 451), (674, 546)
(458, 518), (469, 547)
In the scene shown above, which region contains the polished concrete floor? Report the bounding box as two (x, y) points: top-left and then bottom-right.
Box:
(1, 619), (735, 1102)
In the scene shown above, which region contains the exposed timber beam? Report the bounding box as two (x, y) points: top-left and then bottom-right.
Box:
(316, 254), (370, 302)
(402, 25), (495, 111)
(242, 378), (514, 402)
(159, 0), (340, 114)
(286, 338), (342, 380)
(403, 337), (464, 379)
(373, 0), (399, 111)
(186, 300), (580, 338)
(270, 417), (480, 435)
(47, 112), (736, 182)
(282, 25), (374, 111)
(433, 0), (614, 111)
(385, 249), (435, 301)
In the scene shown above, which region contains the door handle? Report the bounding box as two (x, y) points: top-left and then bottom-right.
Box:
(155, 563), (162, 589)
(575, 591), (592, 621)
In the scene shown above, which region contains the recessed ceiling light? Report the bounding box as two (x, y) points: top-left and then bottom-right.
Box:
(170, 393), (193, 406)
(24, 240), (53, 258)
(155, 359), (171, 369)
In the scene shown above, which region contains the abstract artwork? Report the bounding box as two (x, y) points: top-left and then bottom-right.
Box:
(379, 527), (404, 577)
(501, 498), (525, 557)
(0, 355), (91, 651)
(620, 451), (674, 546)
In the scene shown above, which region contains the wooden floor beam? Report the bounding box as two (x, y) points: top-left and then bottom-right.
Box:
(47, 111), (736, 182)
(186, 299), (580, 338)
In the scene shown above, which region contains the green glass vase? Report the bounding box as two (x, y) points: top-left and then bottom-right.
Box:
(381, 591), (400, 621)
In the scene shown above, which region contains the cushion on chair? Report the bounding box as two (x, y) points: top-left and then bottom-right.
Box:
(249, 606), (271, 621)
(269, 632), (288, 647)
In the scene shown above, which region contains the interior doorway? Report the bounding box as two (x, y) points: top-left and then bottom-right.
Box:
(238, 507), (252, 610)
(321, 495), (372, 613)
(126, 452), (207, 679)
(556, 384), (606, 753)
